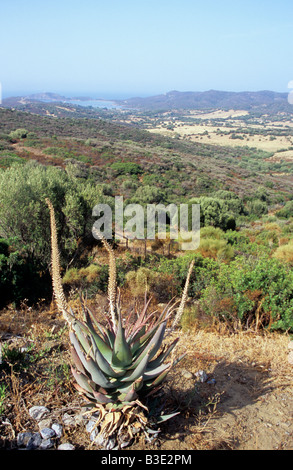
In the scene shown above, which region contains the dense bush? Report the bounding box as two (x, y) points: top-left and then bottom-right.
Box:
(200, 255), (293, 331)
(110, 161), (143, 175)
(0, 161), (112, 305)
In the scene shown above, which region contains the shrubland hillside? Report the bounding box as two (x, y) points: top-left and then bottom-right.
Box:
(0, 102), (293, 451)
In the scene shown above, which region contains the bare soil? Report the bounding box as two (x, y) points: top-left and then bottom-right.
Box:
(0, 302), (292, 451)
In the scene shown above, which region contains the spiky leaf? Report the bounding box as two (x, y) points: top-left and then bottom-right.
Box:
(112, 312), (132, 368)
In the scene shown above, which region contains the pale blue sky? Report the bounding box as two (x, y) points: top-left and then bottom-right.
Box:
(1, 0), (293, 98)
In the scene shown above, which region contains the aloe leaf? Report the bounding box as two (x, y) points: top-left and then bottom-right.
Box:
(127, 297), (152, 340)
(112, 311), (132, 368)
(71, 366), (95, 395)
(83, 356), (116, 389)
(90, 330), (113, 363)
(70, 345), (86, 374)
(73, 321), (92, 357)
(70, 332), (115, 389)
(156, 411), (180, 423)
(120, 352), (150, 382)
(121, 387), (138, 403)
(89, 333), (124, 378)
(117, 377), (144, 395)
(129, 325), (146, 347)
(76, 316), (113, 363)
(92, 390), (113, 404)
(131, 313), (166, 355)
(74, 316), (112, 360)
(86, 306), (113, 345)
(143, 364), (171, 389)
(143, 362), (171, 380)
(103, 326), (115, 349)
(147, 338), (179, 369)
(129, 322), (166, 370)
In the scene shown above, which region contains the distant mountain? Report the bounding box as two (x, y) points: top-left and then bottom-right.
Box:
(116, 89), (291, 111)
(27, 92), (68, 101)
(27, 93), (94, 102)
(2, 89), (292, 114)
(1, 92), (69, 108)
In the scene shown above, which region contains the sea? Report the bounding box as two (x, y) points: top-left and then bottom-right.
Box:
(63, 98), (122, 109)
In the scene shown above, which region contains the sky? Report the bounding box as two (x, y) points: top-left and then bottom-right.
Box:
(1, 0), (293, 98)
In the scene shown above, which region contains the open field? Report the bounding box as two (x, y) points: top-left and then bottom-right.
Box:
(146, 109), (293, 155)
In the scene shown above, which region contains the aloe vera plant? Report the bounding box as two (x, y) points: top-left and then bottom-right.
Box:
(46, 198), (193, 441)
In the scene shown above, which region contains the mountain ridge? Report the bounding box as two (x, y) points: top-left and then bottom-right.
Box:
(115, 89), (291, 111)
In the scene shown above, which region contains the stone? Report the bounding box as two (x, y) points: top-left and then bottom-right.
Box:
(195, 370), (208, 383)
(288, 340), (293, 350)
(40, 427), (55, 439)
(39, 438), (54, 450)
(52, 423), (63, 438)
(17, 432), (34, 447)
(27, 433), (42, 450)
(106, 438), (116, 450)
(38, 418), (53, 430)
(17, 431), (42, 449)
(29, 406), (50, 421)
(62, 412), (78, 427)
(181, 369), (193, 379)
(58, 443), (75, 450)
(288, 350), (293, 365)
(86, 419), (98, 433)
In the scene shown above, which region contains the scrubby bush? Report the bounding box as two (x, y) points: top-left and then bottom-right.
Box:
(276, 201), (293, 219)
(273, 240), (293, 265)
(200, 255), (293, 332)
(110, 161), (143, 175)
(187, 197), (236, 231)
(9, 128), (28, 139)
(125, 267), (174, 301)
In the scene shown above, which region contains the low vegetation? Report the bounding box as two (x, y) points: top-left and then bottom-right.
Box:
(0, 101), (293, 450)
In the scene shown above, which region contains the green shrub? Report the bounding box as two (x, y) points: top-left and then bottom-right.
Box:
(9, 128), (28, 139)
(110, 161), (143, 175)
(200, 255), (293, 332)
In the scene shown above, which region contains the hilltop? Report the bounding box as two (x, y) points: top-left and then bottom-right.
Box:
(116, 89), (292, 112)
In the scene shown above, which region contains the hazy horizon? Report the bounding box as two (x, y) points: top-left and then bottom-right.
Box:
(2, 87), (291, 101)
(1, 0), (293, 99)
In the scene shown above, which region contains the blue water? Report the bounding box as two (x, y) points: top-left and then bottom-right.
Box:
(64, 99), (122, 109)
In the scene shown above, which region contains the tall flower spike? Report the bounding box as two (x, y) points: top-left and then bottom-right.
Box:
(171, 259), (195, 329)
(45, 198), (73, 325)
(92, 226), (118, 330)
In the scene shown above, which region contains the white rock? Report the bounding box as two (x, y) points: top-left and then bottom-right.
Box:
(52, 423), (63, 438)
(29, 406), (50, 421)
(62, 412), (78, 427)
(195, 370), (208, 382)
(40, 427), (55, 439)
(181, 369), (193, 379)
(17, 432), (34, 447)
(39, 438), (54, 450)
(58, 443), (75, 450)
(27, 432), (42, 449)
(38, 418), (53, 430)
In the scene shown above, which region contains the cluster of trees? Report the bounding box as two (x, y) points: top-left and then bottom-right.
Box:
(0, 161), (113, 305)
